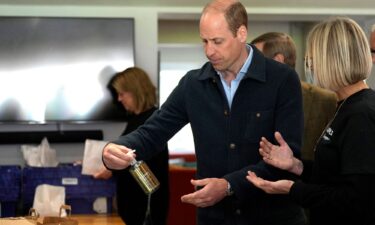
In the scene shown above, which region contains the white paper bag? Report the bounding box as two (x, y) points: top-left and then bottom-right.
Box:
(32, 184), (66, 217)
(81, 139), (108, 175)
(93, 197), (108, 213)
(21, 138), (59, 167)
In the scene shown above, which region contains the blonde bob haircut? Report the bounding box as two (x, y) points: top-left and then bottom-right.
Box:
(305, 17), (372, 91)
(111, 67), (156, 113)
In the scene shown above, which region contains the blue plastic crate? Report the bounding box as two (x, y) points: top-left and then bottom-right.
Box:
(0, 202), (18, 218)
(22, 164), (116, 214)
(0, 165), (21, 217)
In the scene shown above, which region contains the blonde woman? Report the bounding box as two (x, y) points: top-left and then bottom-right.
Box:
(247, 17), (375, 225)
(96, 67), (169, 225)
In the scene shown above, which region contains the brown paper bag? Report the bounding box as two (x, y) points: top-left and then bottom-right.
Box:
(38, 205), (77, 225)
(27, 205), (78, 225)
(40, 217), (77, 225)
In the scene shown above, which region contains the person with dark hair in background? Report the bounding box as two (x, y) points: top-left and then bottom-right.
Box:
(102, 1), (306, 225)
(250, 32), (337, 162)
(94, 67), (169, 225)
(247, 17), (375, 225)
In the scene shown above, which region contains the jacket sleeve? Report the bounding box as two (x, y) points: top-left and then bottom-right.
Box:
(290, 174), (373, 217)
(291, 111), (375, 213)
(111, 74), (190, 161)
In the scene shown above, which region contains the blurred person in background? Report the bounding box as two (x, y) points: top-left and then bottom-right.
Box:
(370, 24), (375, 63)
(365, 24), (375, 87)
(94, 67), (169, 225)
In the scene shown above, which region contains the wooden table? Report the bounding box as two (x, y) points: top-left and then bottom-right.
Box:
(70, 214), (125, 225)
(0, 215), (124, 225)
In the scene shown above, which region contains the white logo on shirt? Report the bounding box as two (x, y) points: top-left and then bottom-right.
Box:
(322, 127), (334, 141)
(326, 127), (333, 136)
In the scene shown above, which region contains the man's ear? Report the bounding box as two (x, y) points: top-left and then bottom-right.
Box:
(237, 25), (247, 43)
(273, 53), (285, 64)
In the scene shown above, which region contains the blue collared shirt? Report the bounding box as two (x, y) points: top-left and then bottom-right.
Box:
(218, 44), (253, 108)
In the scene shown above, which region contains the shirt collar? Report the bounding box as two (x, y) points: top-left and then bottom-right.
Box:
(239, 44), (253, 76)
(216, 44), (253, 80)
(199, 44), (266, 82)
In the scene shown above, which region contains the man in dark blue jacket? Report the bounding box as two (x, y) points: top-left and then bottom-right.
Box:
(103, 0), (306, 224)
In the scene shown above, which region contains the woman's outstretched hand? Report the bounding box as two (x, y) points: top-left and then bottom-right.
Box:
(260, 131), (303, 175)
(246, 171), (294, 194)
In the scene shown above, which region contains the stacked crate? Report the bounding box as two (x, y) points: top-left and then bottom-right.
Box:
(0, 166), (21, 217)
(22, 164), (116, 214)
